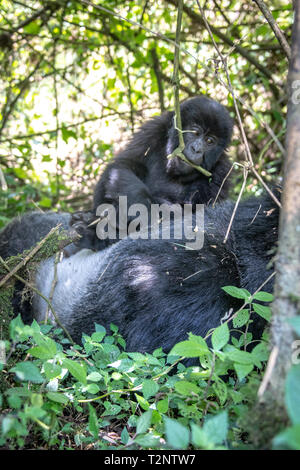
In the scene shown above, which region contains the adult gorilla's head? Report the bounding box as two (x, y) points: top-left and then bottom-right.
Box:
(166, 96), (233, 177)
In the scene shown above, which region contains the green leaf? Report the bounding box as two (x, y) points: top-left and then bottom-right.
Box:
(28, 336), (57, 360)
(136, 410), (152, 434)
(2, 416), (16, 435)
(86, 384), (100, 394)
(253, 303), (271, 321)
(252, 291), (274, 302)
(234, 363), (254, 381)
(212, 380), (228, 405)
(88, 404), (99, 438)
(102, 402), (121, 416)
(87, 372), (102, 382)
(174, 380), (200, 395)
(135, 393), (149, 411)
(225, 347), (255, 365)
(43, 362), (62, 380)
(233, 309), (250, 328)
(191, 423), (212, 449)
(164, 417), (189, 450)
(62, 359), (87, 384)
(91, 331), (106, 343)
(273, 425), (300, 450)
(285, 365), (300, 425)
(169, 339), (208, 358)
(222, 286), (251, 300)
(142, 379), (159, 399)
(212, 323), (229, 351)
(46, 392), (69, 404)
(157, 398), (168, 414)
(39, 197), (52, 208)
(203, 410), (228, 445)
(121, 427), (129, 445)
(10, 362), (43, 383)
(23, 21), (40, 35)
(135, 433), (160, 447)
(61, 126), (77, 143)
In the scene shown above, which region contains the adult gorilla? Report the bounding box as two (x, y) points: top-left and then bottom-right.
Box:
(72, 96), (234, 251)
(0, 191), (279, 354)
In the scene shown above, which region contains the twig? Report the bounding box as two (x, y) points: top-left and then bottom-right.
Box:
(150, 48), (165, 112)
(253, 0), (291, 60)
(197, 0), (282, 215)
(167, 0), (211, 177)
(257, 346), (279, 398)
(223, 165), (248, 243)
(212, 162), (235, 207)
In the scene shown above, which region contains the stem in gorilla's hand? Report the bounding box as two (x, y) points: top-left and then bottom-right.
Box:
(168, 0), (212, 178)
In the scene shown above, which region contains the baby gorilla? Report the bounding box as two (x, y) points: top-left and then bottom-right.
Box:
(0, 192), (279, 355)
(72, 95), (234, 251)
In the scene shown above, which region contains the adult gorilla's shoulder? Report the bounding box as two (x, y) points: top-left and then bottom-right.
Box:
(0, 212), (71, 260)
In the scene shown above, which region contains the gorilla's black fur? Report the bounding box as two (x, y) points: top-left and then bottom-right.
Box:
(0, 212), (71, 260)
(0, 192), (279, 356)
(72, 96), (233, 251)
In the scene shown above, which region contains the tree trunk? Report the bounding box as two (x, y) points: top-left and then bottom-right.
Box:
(270, 0), (300, 403)
(252, 3), (300, 447)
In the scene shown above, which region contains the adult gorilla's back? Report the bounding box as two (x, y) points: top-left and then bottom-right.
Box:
(0, 192), (279, 354)
(20, 192), (277, 353)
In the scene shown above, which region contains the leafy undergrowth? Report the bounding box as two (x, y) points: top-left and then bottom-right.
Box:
(0, 287), (296, 450)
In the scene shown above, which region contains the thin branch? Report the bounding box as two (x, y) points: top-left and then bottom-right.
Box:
(223, 166), (249, 243)
(150, 48), (165, 112)
(11, 6), (49, 32)
(167, 0), (212, 177)
(197, 0), (282, 211)
(253, 0), (291, 60)
(165, 0), (278, 83)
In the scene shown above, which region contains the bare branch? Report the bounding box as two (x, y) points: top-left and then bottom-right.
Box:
(253, 0), (291, 60)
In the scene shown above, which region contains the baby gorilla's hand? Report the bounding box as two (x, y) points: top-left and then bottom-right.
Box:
(70, 211), (110, 251)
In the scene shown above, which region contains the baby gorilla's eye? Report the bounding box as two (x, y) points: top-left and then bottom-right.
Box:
(205, 136), (215, 145)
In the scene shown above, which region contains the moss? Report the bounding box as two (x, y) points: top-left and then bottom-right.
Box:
(0, 285), (14, 340)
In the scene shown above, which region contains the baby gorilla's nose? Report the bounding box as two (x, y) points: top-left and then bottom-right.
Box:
(191, 140), (204, 154)
(185, 139), (204, 165)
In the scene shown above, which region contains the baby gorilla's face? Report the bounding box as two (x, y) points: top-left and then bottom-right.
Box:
(165, 96), (233, 178)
